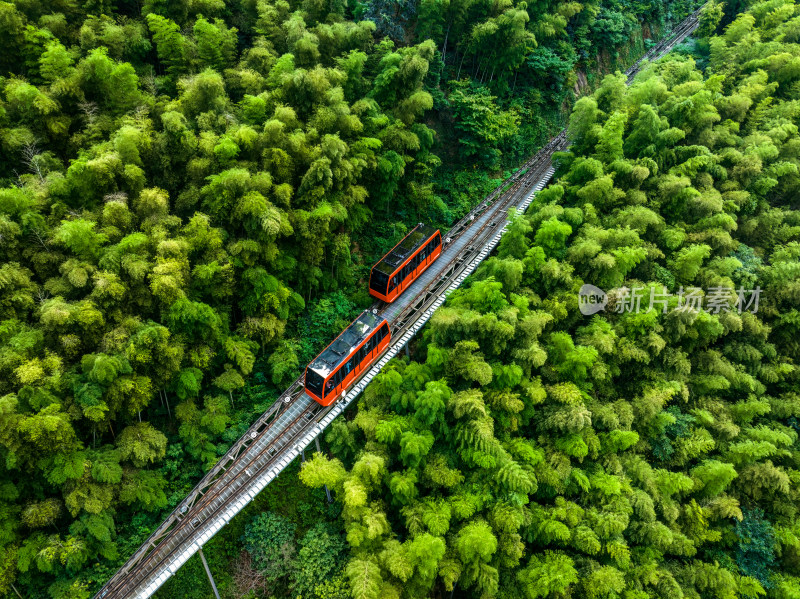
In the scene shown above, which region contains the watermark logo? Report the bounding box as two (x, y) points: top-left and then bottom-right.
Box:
(578, 285), (761, 315)
(579, 284), (608, 315)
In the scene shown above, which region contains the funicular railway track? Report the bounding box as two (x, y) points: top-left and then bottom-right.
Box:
(95, 8), (704, 598)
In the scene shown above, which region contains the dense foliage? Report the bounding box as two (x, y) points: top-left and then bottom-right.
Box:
(299, 3), (800, 598)
(241, 512), (348, 596)
(420, 0), (700, 169)
(0, 0), (704, 596)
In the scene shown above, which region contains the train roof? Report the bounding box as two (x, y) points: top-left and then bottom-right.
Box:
(308, 311), (384, 378)
(372, 225), (439, 276)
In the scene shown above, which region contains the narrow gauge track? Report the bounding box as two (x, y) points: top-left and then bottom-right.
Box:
(95, 7), (704, 598)
(98, 128), (566, 599)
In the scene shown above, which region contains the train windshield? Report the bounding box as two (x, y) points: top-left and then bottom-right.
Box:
(305, 369), (324, 397)
(370, 269), (389, 295)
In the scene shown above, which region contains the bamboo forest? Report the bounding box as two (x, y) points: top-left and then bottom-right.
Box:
(1, 0), (800, 597)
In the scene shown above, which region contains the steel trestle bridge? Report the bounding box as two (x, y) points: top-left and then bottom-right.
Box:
(94, 9), (703, 597)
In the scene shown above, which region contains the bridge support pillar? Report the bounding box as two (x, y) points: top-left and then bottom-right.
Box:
(404, 342), (410, 359)
(315, 437), (334, 503)
(198, 547), (221, 599)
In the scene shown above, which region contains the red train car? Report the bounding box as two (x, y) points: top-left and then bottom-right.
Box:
(304, 310), (391, 407)
(369, 224), (442, 303)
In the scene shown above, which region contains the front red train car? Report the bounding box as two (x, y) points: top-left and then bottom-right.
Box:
(304, 310), (391, 406)
(368, 224), (442, 303)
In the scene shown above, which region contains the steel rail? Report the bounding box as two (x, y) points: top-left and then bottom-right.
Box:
(101, 150), (553, 595)
(94, 7), (705, 597)
(107, 401), (321, 597)
(95, 376), (310, 596)
(98, 398), (319, 597)
(100, 142), (563, 599)
(389, 136), (568, 335)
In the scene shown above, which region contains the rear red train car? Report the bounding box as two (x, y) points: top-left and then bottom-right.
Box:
(304, 310), (391, 406)
(368, 224), (442, 303)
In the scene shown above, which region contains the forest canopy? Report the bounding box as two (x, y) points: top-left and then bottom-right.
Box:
(0, 0), (759, 597)
(299, 2), (800, 599)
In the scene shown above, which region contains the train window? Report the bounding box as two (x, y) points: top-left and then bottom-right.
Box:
(305, 369), (324, 397)
(390, 275), (398, 289)
(325, 378), (334, 396)
(433, 234), (441, 248)
(381, 323), (389, 339)
(370, 270), (389, 295)
(343, 359), (353, 376)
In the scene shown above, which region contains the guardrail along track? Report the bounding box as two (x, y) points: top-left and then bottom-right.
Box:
(94, 8), (704, 598)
